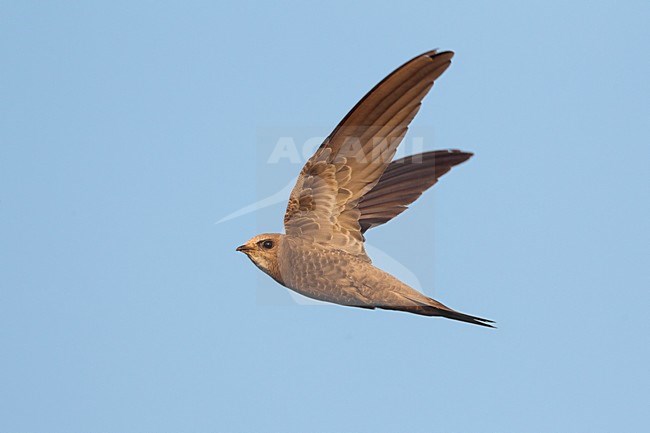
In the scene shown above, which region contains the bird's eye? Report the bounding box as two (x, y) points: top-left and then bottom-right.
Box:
(261, 240), (274, 249)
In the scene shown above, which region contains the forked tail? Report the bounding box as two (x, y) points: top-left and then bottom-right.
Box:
(383, 295), (496, 328)
(429, 306), (495, 328)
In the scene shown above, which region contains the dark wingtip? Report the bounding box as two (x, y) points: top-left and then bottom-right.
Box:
(428, 49), (454, 61)
(446, 149), (474, 163)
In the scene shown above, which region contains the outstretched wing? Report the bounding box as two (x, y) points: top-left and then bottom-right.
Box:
(358, 150), (473, 233)
(284, 50), (454, 258)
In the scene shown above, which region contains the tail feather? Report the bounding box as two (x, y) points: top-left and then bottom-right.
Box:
(431, 307), (496, 328)
(382, 294), (495, 328)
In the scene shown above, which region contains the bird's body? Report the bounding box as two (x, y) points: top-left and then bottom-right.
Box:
(240, 233), (493, 326)
(237, 50), (494, 327)
(279, 234), (388, 309)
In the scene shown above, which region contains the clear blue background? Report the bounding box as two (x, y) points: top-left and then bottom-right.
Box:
(2, 1), (649, 432)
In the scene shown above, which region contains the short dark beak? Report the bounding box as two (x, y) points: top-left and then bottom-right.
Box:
(236, 245), (249, 253)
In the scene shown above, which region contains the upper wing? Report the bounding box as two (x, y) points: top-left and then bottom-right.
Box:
(358, 150), (473, 233)
(284, 50), (454, 259)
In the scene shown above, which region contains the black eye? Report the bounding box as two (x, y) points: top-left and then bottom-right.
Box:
(261, 240), (274, 249)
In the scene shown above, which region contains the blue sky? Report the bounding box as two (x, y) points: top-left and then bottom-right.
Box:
(1, 1), (649, 432)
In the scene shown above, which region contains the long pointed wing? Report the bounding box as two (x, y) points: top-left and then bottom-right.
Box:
(358, 150), (472, 233)
(284, 50), (454, 258)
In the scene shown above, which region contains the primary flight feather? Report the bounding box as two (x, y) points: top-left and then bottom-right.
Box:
(236, 50), (494, 327)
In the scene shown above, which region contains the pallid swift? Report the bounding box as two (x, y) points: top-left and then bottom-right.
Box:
(237, 50), (494, 327)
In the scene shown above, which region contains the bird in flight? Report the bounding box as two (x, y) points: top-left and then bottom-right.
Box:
(237, 50), (494, 327)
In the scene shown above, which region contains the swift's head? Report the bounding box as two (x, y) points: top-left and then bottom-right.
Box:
(236, 233), (284, 283)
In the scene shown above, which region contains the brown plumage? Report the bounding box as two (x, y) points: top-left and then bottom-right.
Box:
(237, 50), (494, 327)
(358, 150), (473, 233)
